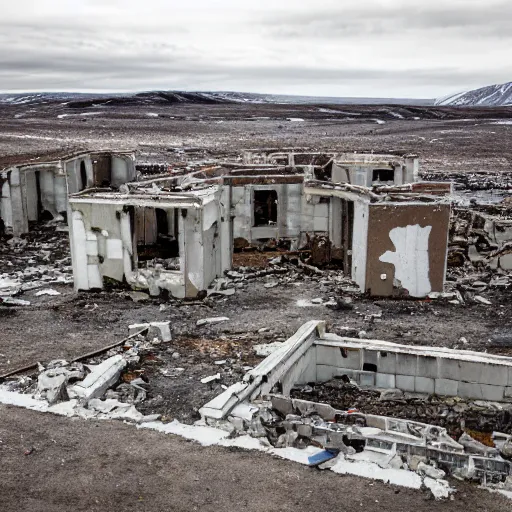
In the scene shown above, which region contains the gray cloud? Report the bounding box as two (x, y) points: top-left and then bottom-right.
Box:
(0, 1), (511, 98)
(261, 3), (512, 38)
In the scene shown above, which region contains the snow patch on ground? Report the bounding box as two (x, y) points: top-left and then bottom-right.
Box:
(0, 386), (456, 500)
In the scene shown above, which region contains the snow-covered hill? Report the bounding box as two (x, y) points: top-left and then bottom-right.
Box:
(435, 82), (512, 107)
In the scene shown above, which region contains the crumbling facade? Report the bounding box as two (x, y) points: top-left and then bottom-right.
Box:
(0, 150), (135, 236)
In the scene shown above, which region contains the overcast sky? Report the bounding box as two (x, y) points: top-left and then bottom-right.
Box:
(1, 0), (511, 98)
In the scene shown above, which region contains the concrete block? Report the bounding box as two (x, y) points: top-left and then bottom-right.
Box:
(396, 354), (417, 376)
(344, 348), (362, 370)
(106, 238), (123, 259)
(458, 382), (504, 401)
(359, 371), (376, 387)
(87, 264), (103, 289)
(396, 375), (415, 392)
(415, 376), (435, 394)
(86, 240), (98, 256)
(509, 367), (512, 387)
(67, 355), (126, 403)
(314, 203), (329, 218)
(148, 321), (172, 342)
(438, 358), (460, 381)
(459, 361), (508, 386)
(504, 387), (512, 399)
(416, 356), (438, 379)
(435, 378), (459, 397)
(375, 373), (396, 389)
(378, 352), (397, 374)
(313, 216), (328, 232)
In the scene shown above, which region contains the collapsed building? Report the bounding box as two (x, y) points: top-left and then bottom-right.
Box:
(60, 150), (453, 298)
(0, 150), (135, 236)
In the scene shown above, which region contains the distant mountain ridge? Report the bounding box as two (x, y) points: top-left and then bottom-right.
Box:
(435, 81), (512, 107)
(0, 90), (433, 107)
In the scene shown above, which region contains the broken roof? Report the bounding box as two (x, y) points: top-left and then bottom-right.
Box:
(0, 148), (135, 172)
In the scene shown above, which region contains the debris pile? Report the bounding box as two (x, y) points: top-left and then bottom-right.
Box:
(0, 221), (72, 304)
(290, 379), (512, 439)
(1, 324), (175, 423)
(205, 394), (512, 499)
(449, 206), (512, 275)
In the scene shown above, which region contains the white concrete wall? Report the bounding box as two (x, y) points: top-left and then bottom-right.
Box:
(24, 171), (38, 222)
(66, 157), (94, 194)
(111, 155), (136, 188)
(9, 168), (28, 235)
(232, 184), (312, 243)
(70, 202), (126, 291)
(1, 177), (13, 229)
(351, 201), (369, 291)
(314, 341), (512, 402)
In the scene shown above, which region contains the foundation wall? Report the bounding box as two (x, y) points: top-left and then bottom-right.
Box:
(314, 340), (512, 402)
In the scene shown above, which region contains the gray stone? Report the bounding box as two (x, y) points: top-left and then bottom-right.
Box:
(417, 462), (445, 480)
(379, 388), (404, 401)
(196, 317), (229, 327)
(67, 355), (126, 403)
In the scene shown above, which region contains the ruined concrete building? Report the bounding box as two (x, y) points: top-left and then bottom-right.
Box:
(0, 149), (453, 299)
(0, 150), (135, 235)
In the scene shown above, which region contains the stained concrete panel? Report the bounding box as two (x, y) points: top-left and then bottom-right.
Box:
(365, 203), (450, 297)
(438, 359), (461, 381)
(377, 352), (397, 374)
(435, 378), (459, 397)
(416, 356), (438, 379)
(375, 373), (395, 389)
(458, 382), (504, 401)
(415, 376), (435, 394)
(396, 375), (415, 392)
(396, 354), (418, 376)
(316, 346), (360, 369)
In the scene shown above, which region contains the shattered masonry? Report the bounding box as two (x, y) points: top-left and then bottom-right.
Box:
(200, 321), (512, 491)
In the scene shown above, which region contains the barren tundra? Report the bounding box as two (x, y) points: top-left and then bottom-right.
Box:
(1, 98), (512, 510)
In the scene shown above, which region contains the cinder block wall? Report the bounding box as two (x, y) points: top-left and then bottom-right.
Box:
(313, 341), (512, 402)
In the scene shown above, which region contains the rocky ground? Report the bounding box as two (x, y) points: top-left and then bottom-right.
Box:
(1, 101), (512, 508)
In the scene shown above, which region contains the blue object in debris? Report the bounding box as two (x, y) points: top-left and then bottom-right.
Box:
(308, 450), (339, 466)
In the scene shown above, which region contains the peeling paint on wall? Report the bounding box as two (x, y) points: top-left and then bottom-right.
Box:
(379, 224), (432, 297)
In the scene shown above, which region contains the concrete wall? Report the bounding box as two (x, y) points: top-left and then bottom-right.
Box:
(0, 153), (135, 236)
(231, 183), (329, 245)
(1, 175), (13, 229)
(351, 201), (369, 291)
(365, 203), (450, 297)
(314, 340), (512, 402)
